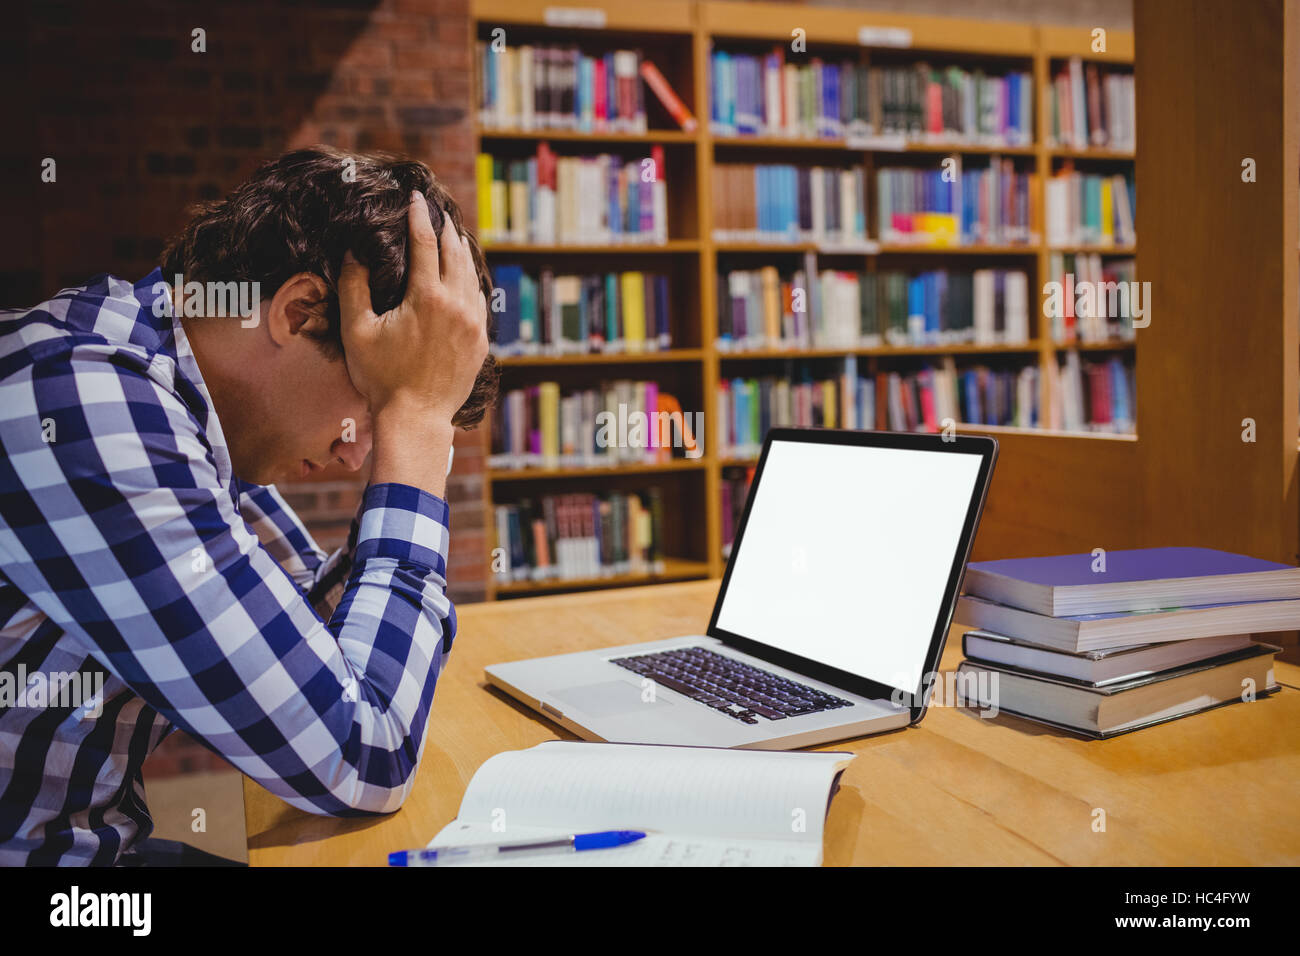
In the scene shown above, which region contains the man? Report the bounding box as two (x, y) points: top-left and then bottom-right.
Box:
(0, 147), (497, 864)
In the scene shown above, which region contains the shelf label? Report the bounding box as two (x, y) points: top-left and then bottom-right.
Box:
(858, 25), (913, 47)
(846, 130), (907, 151)
(544, 6), (608, 29)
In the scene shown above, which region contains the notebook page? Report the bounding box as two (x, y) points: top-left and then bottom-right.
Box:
(428, 821), (821, 866)
(437, 741), (851, 848)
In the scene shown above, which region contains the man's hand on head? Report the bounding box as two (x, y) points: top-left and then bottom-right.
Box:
(336, 190), (489, 497)
(338, 190), (489, 423)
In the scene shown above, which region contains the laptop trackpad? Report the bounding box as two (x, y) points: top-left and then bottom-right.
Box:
(550, 680), (673, 719)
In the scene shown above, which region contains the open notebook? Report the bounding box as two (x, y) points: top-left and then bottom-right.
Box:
(428, 741), (855, 866)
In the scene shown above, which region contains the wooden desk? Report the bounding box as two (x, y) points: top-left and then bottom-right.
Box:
(244, 580), (1300, 865)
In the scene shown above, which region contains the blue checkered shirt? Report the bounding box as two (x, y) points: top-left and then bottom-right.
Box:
(0, 270), (457, 865)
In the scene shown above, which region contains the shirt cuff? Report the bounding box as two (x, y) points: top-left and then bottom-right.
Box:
(354, 483), (450, 576)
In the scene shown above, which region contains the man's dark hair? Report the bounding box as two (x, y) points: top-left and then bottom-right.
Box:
(161, 145), (498, 428)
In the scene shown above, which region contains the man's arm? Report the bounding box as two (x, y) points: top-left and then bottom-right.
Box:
(236, 480), (356, 619)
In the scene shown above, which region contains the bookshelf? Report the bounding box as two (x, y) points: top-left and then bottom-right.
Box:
(470, 0), (1141, 599)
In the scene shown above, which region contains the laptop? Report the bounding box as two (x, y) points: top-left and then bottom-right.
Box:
(485, 427), (998, 749)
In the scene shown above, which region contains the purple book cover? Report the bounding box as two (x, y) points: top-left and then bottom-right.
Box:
(969, 547), (1294, 587)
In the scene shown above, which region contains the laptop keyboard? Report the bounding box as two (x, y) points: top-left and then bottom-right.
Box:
(610, 646), (853, 725)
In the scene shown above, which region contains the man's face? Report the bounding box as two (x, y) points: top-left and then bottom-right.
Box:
(213, 288), (375, 486)
(259, 337), (374, 485)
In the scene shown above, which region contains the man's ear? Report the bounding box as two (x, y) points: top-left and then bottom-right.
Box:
(265, 272), (331, 347)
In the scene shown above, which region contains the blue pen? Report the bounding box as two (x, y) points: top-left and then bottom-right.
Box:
(388, 829), (646, 867)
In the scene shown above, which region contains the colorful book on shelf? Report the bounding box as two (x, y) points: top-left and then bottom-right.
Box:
(707, 49), (1031, 146)
(476, 43), (650, 133)
(877, 160), (1034, 246)
(493, 489), (665, 582)
(712, 265), (1024, 351)
(654, 391), (700, 459)
(491, 379), (698, 469)
(1045, 166), (1135, 247)
(492, 268), (670, 356)
(711, 162), (869, 246)
(639, 60), (696, 132)
(1045, 253), (1138, 343)
(478, 144), (669, 246)
(1050, 351), (1134, 433)
(1047, 57), (1135, 151)
(964, 547), (1300, 616)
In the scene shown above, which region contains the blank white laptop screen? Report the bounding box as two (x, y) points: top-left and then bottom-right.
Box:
(715, 439), (983, 693)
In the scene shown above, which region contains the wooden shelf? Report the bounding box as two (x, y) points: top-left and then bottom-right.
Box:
(876, 244), (1039, 255)
(473, 0), (1143, 598)
(1048, 147), (1137, 161)
(717, 342), (1043, 359)
(473, 0), (695, 33)
(712, 239), (878, 253)
(480, 128), (698, 145)
(713, 241), (1038, 255)
(495, 348), (705, 366)
(1048, 244), (1137, 255)
(961, 423), (1138, 441)
(710, 135), (1035, 156)
(490, 459), (707, 481)
(720, 420), (1139, 456)
(698, 0), (1037, 56)
(482, 240), (700, 254)
(1039, 24), (1135, 62)
(491, 557), (711, 596)
(1054, 339), (1137, 351)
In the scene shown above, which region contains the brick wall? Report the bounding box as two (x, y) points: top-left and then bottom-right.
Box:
(1, 0), (483, 778)
(1, 0), (489, 613)
(805, 0), (1131, 27)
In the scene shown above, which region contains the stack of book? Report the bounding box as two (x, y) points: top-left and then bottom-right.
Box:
(490, 266), (672, 357)
(476, 144), (669, 246)
(955, 547), (1298, 738)
(493, 490), (665, 583)
(1047, 57), (1136, 151)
